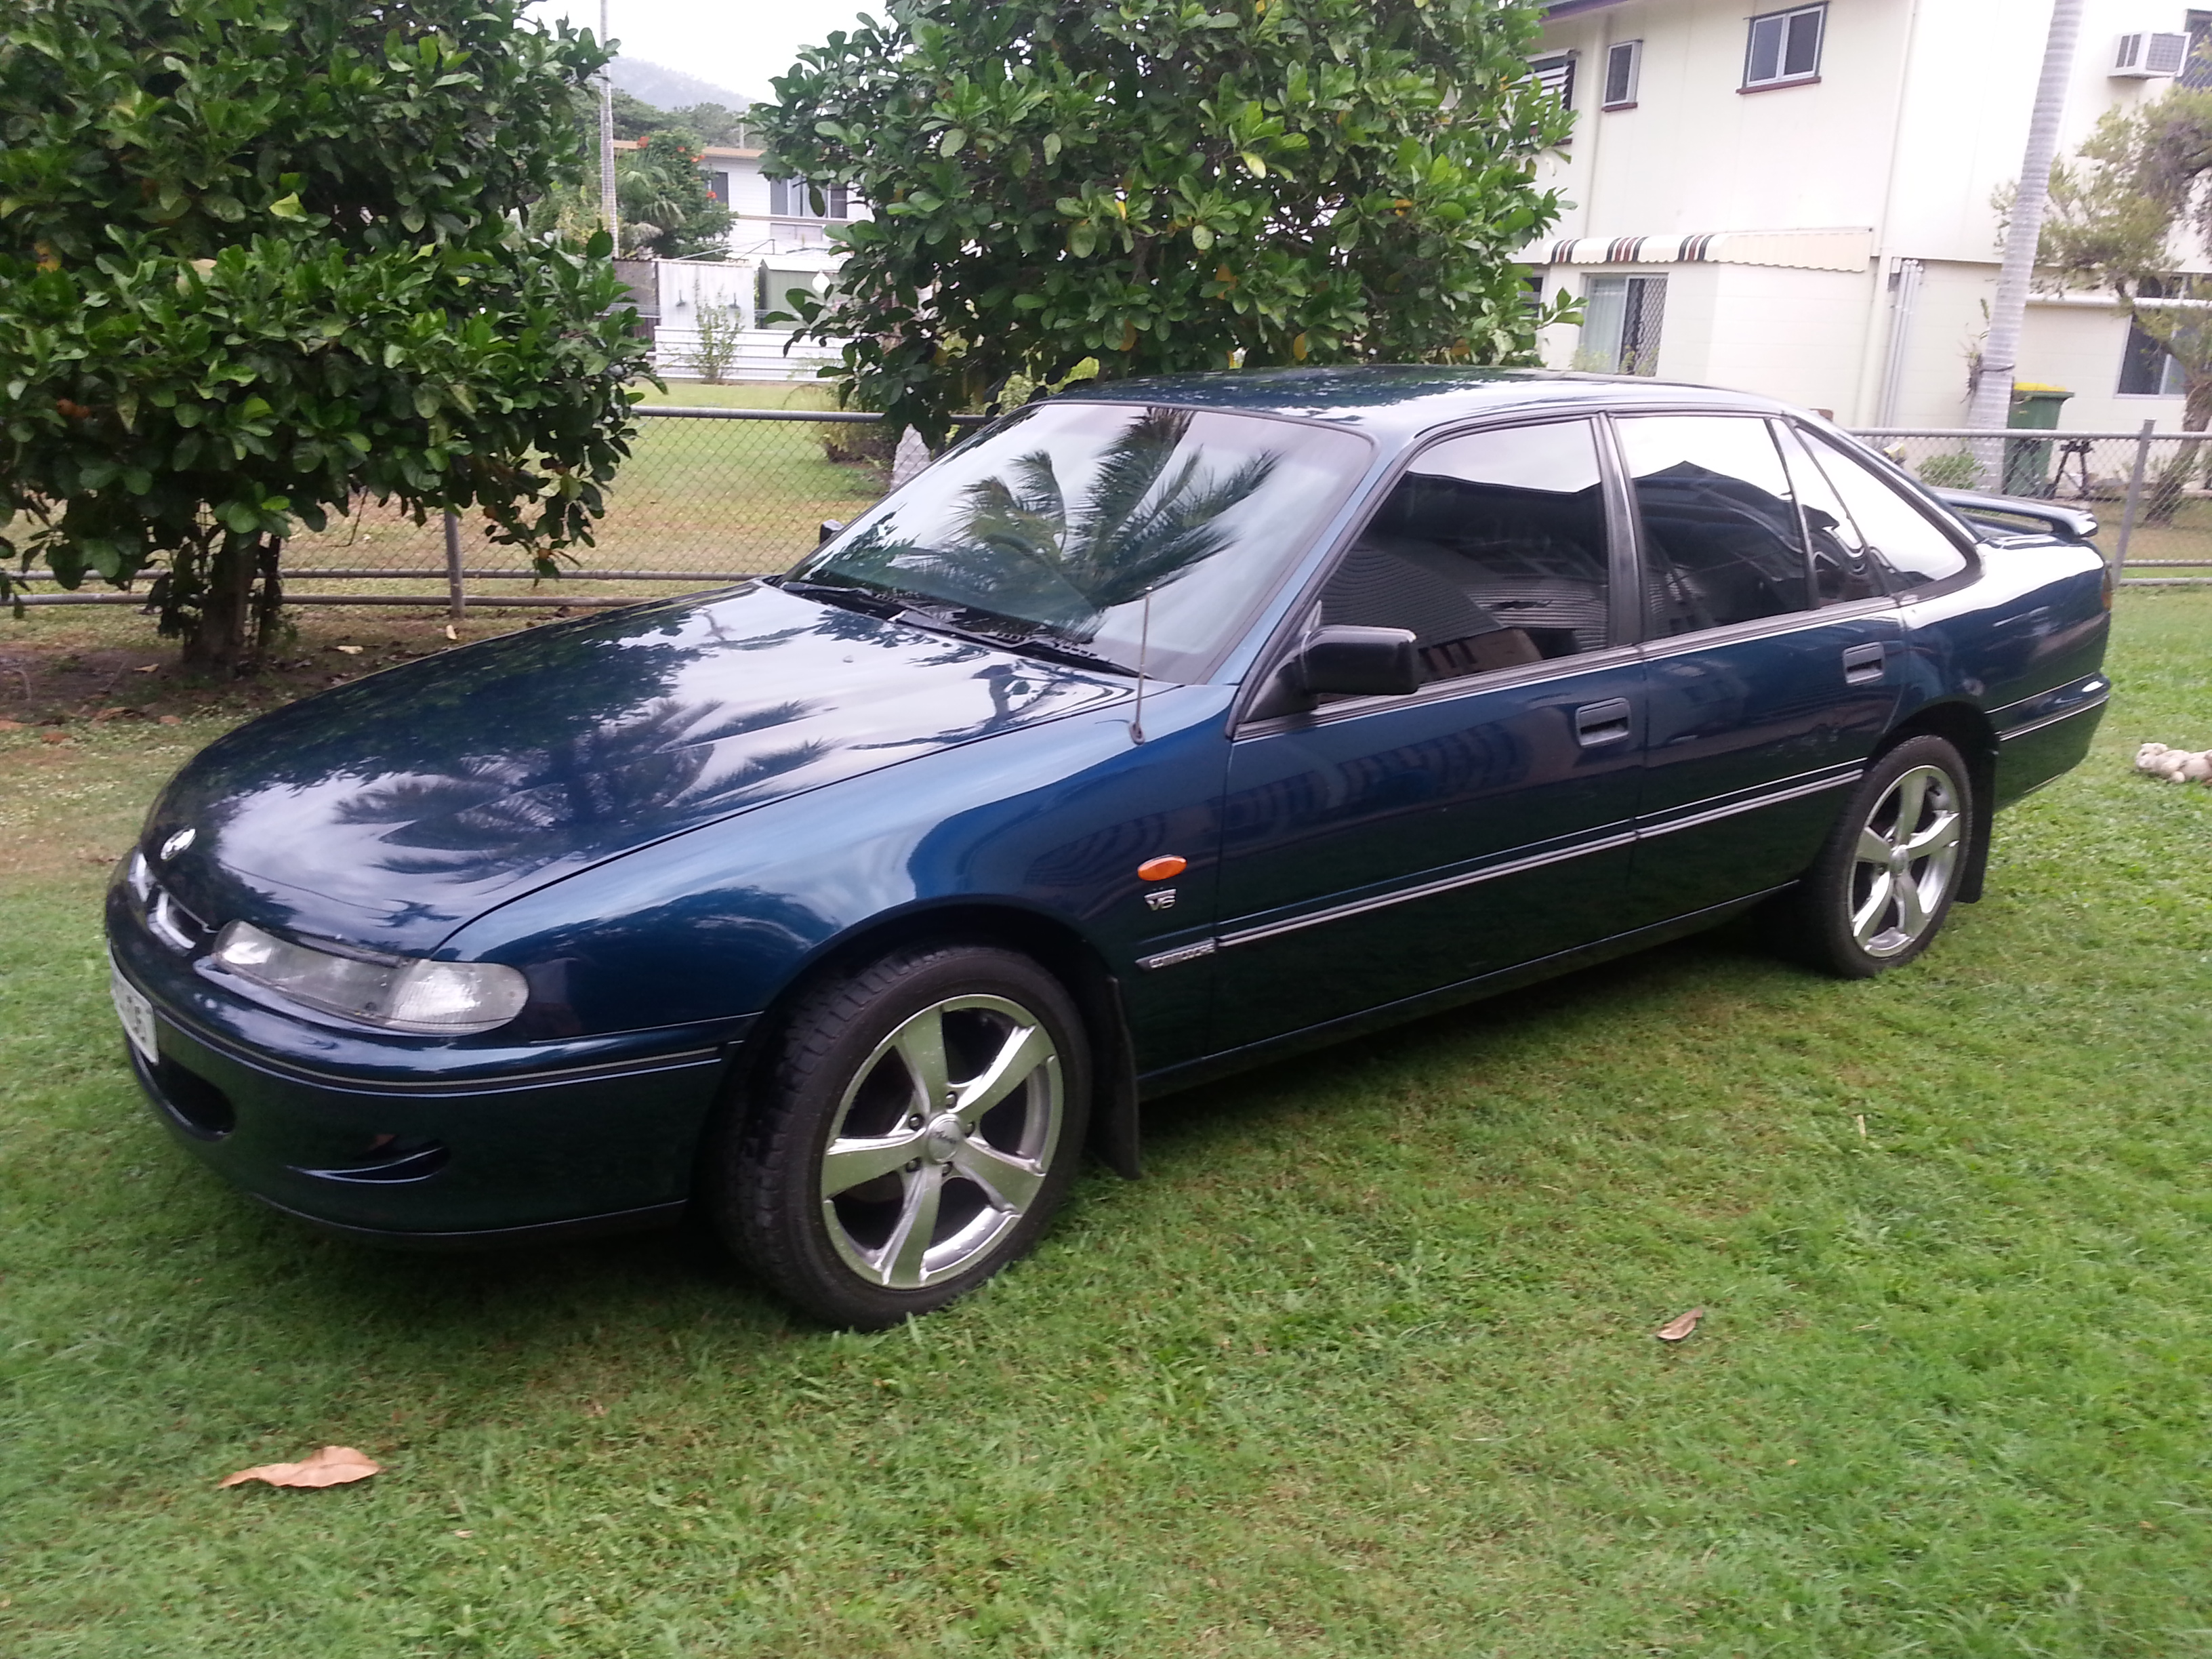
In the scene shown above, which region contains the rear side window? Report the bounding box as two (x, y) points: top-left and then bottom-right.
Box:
(1318, 419), (1612, 685)
(1617, 415), (1810, 634)
(1799, 431), (1972, 592)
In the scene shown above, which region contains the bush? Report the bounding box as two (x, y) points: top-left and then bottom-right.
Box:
(819, 422), (898, 472)
(1918, 451), (1981, 489)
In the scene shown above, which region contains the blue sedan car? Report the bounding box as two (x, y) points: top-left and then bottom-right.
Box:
(108, 369), (2111, 1326)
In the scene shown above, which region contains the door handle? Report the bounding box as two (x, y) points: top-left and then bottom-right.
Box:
(1574, 698), (1633, 747)
(1842, 642), (1887, 684)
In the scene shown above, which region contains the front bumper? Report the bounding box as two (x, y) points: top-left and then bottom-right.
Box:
(109, 882), (743, 1244)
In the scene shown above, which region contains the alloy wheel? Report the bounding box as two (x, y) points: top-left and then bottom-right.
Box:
(817, 994), (1064, 1290)
(1847, 763), (1963, 958)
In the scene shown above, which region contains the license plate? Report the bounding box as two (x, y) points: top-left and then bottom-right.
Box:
(109, 959), (158, 1065)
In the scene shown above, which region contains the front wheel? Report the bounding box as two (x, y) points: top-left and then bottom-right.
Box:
(1780, 735), (1973, 979)
(713, 943), (1090, 1328)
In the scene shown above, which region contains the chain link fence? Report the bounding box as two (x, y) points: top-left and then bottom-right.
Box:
(15, 409), (2210, 612)
(1857, 425), (2212, 586)
(12, 407), (951, 614)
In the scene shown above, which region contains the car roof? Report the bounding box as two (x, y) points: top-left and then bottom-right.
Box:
(1051, 365), (1801, 442)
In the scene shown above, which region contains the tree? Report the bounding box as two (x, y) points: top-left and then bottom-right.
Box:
(616, 131), (732, 260)
(2035, 87), (2212, 430)
(0, 0), (654, 673)
(757, 0), (1573, 441)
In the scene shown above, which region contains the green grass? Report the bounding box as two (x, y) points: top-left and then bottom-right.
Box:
(5, 594), (2212, 1657)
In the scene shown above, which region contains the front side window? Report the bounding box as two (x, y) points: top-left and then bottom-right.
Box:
(1619, 415), (1811, 634)
(1745, 3), (1824, 89)
(1797, 432), (1973, 592)
(792, 404), (1369, 682)
(1317, 419), (1612, 686)
(1579, 274), (1666, 375)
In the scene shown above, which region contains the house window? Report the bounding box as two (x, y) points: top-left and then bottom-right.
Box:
(1530, 52), (1576, 115)
(1603, 39), (1641, 108)
(768, 179), (851, 220)
(1579, 273), (1666, 376)
(1744, 4), (1824, 90)
(2187, 11), (2212, 88)
(2118, 316), (2186, 396)
(705, 171), (730, 206)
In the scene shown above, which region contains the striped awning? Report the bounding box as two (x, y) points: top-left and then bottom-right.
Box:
(1538, 227), (1874, 273)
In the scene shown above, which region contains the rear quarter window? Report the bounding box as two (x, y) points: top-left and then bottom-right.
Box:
(1800, 430), (1972, 592)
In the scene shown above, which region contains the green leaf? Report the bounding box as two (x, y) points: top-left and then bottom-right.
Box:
(1240, 152), (1267, 178)
(1191, 222), (1214, 251)
(939, 127), (966, 157)
(268, 192), (304, 220)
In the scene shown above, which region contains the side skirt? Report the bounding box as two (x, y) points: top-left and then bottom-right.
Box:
(1136, 886), (1790, 1103)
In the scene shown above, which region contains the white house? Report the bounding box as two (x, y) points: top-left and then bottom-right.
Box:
(638, 139), (872, 382)
(1525, 0), (2212, 429)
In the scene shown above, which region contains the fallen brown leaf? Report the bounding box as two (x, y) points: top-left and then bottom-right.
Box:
(134, 663), (160, 673)
(1654, 1307), (1705, 1343)
(220, 1446), (382, 1490)
(0, 719), (24, 732)
(91, 706), (133, 722)
(39, 731), (69, 744)
(333, 644), (363, 655)
(443, 625), (459, 641)
(158, 715), (180, 726)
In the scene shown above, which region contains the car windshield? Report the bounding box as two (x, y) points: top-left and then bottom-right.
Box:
(786, 402), (1370, 682)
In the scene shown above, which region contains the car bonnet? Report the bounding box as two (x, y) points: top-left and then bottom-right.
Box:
(140, 584), (1131, 956)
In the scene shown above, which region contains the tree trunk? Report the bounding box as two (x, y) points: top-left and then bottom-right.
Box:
(179, 531), (275, 676)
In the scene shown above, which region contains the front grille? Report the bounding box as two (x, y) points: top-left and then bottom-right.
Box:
(140, 869), (213, 954)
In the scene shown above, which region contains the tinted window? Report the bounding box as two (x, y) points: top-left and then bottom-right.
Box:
(1618, 415), (1810, 634)
(1774, 422), (1887, 603)
(1801, 432), (1972, 591)
(1318, 419), (1610, 685)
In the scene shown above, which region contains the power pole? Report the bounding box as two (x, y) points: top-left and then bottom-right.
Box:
(598, 0), (619, 245)
(1967, 0), (2082, 459)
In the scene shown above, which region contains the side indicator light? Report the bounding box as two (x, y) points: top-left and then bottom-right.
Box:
(1137, 855), (1187, 882)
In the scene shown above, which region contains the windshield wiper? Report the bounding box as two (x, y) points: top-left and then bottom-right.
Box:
(893, 607), (1136, 676)
(773, 575), (905, 619)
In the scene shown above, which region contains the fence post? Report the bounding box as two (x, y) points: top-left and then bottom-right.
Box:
(2114, 418), (2154, 577)
(441, 509), (465, 622)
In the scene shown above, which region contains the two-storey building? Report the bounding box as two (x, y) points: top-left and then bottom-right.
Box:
(1526, 0), (2212, 428)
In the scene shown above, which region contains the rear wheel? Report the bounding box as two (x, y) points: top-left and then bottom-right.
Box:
(714, 943), (1090, 1328)
(1780, 735), (1973, 979)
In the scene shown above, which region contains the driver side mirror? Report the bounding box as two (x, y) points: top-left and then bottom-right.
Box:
(1294, 625), (1422, 698)
(1249, 626), (1421, 718)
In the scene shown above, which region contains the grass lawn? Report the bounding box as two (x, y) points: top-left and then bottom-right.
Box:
(3, 592), (2211, 1657)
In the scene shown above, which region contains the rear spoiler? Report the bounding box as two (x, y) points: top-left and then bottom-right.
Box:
(1929, 488), (2098, 545)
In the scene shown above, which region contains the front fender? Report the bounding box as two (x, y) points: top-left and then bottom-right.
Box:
(441, 683), (1237, 1076)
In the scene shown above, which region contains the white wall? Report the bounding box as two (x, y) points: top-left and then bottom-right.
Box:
(1531, 0), (2212, 431)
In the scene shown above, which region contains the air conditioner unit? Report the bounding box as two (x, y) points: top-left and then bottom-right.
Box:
(2112, 32), (2188, 77)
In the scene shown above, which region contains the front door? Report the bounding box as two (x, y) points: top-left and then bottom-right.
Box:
(1211, 417), (1646, 1053)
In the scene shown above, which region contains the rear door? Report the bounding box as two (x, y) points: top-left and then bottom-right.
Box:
(1208, 417), (1647, 1052)
(1616, 413), (1904, 923)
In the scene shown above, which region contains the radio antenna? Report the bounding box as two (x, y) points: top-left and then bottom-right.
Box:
(1128, 589), (1151, 745)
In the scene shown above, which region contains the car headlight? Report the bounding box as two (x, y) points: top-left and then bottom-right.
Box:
(209, 921), (529, 1036)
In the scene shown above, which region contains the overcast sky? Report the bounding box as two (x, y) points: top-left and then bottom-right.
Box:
(527, 0), (877, 103)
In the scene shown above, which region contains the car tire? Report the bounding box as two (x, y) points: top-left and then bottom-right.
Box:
(1778, 734), (1974, 979)
(714, 943), (1091, 1328)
